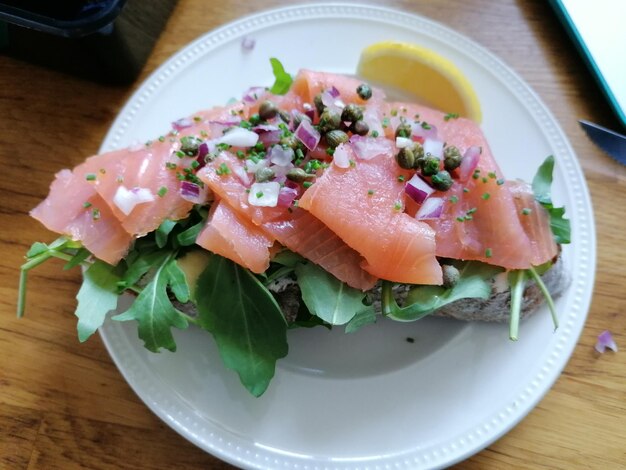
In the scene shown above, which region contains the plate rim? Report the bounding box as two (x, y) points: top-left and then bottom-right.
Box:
(98, 3), (596, 469)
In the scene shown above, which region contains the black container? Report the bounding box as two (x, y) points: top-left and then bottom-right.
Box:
(0, 0), (178, 84)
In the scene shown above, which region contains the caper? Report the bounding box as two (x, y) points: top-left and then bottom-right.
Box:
(255, 167), (275, 183)
(421, 156), (441, 176)
(325, 130), (349, 148)
(341, 103), (364, 123)
(395, 123), (412, 138)
(442, 264), (460, 288)
(351, 120), (370, 136)
(259, 100), (278, 120)
(356, 83), (372, 100)
(443, 146), (462, 171)
(396, 147), (416, 170)
(313, 93), (325, 115)
(280, 134), (301, 151)
(413, 141), (425, 160)
(286, 168), (313, 183)
(278, 109), (291, 124)
(292, 111), (311, 129)
(431, 170), (454, 191)
(318, 109), (341, 133)
(179, 136), (202, 156)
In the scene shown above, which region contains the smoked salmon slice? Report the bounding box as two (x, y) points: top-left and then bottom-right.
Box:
(297, 152), (443, 285)
(197, 154), (378, 291)
(30, 169), (133, 264)
(196, 200), (274, 274)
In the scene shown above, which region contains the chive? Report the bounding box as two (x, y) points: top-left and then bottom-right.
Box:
(193, 116), (202, 122)
(158, 136), (165, 142)
(165, 162), (177, 170)
(176, 150), (185, 158)
(467, 207), (477, 214)
(394, 201), (402, 211)
(449, 195), (459, 203)
(522, 207), (532, 215)
(92, 208), (100, 220)
(391, 109), (398, 117)
(496, 178), (505, 185)
(157, 186), (168, 197)
(367, 189), (375, 196)
(485, 248), (492, 258)
(421, 121), (431, 130)
(443, 113), (459, 121)
(488, 171), (497, 179)
(99, 168), (106, 174)
(481, 192), (490, 200)
(397, 175), (405, 182)
(85, 173), (96, 181)
(82, 202), (92, 208)
(190, 160), (200, 169)
(256, 191), (264, 198)
(326, 148), (335, 156)
(349, 159), (356, 167)
(371, 130), (379, 138)
(463, 188), (470, 193)
(456, 216), (465, 222)
(482, 177), (488, 183)
(215, 163), (230, 175)
(303, 181), (313, 188)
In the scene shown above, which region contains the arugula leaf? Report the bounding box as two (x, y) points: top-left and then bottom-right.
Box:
(176, 221), (204, 246)
(384, 261), (503, 321)
(155, 219), (177, 248)
(532, 155), (571, 244)
(271, 249), (304, 267)
(508, 270), (526, 341)
(26, 242), (49, 258)
(195, 254), (288, 397)
(75, 261), (121, 342)
(64, 247), (91, 270)
(294, 262), (369, 325)
(345, 307), (377, 333)
(121, 249), (170, 288)
(164, 260), (190, 303)
(269, 58), (293, 95)
(113, 253), (189, 352)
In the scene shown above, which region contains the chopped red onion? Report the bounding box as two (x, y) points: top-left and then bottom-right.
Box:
(248, 182), (280, 207)
(350, 135), (394, 161)
(254, 124), (279, 132)
(459, 146), (481, 181)
(327, 86), (340, 98)
(277, 186), (299, 207)
(416, 197), (444, 220)
(241, 36), (256, 51)
(180, 181), (199, 199)
(363, 108), (383, 136)
(196, 142), (209, 169)
(172, 117), (193, 131)
(321, 89), (344, 111)
(271, 162), (294, 183)
(405, 174), (435, 204)
(395, 136), (413, 149)
(333, 143), (351, 168)
(423, 138), (444, 159)
(304, 107), (315, 121)
(412, 122), (438, 140)
(295, 119), (321, 150)
(242, 86), (266, 103)
(219, 127), (259, 147)
(258, 129), (282, 146)
(269, 145), (294, 166)
(595, 330), (618, 353)
(113, 186), (154, 216)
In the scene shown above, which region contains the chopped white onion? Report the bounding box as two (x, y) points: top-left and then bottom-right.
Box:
(395, 136), (413, 149)
(218, 127), (259, 147)
(248, 182), (280, 207)
(113, 186), (154, 216)
(269, 145), (294, 166)
(350, 135), (394, 160)
(416, 196), (444, 220)
(333, 143), (351, 168)
(245, 158), (268, 174)
(459, 146), (481, 181)
(423, 138), (444, 159)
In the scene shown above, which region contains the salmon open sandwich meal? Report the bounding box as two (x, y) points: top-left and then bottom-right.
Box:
(18, 58), (571, 396)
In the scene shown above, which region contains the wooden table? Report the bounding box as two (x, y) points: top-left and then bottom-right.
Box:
(1, 1), (624, 468)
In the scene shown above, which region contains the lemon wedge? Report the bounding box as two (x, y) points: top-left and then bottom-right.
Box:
(357, 41), (482, 123)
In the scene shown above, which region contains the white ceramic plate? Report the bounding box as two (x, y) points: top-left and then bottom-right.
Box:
(98, 4), (595, 469)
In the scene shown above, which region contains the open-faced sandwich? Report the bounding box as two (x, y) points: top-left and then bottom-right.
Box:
(19, 59), (570, 396)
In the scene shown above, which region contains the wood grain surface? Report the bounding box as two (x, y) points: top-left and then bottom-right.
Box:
(1, 1), (625, 468)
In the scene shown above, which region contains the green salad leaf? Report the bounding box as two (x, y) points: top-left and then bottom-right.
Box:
(195, 254), (288, 397)
(113, 253), (189, 352)
(345, 307), (377, 333)
(76, 261), (122, 342)
(295, 261), (372, 326)
(269, 58), (293, 95)
(532, 155), (571, 244)
(383, 261), (503, 321)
